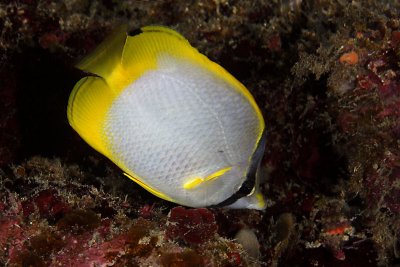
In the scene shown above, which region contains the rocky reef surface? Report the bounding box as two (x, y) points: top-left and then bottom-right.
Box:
(1, 0), (400, 266)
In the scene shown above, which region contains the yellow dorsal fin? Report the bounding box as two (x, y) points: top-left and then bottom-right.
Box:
(114, 26), (198, 91)
(76, 25), (127, 78)
(122, 26), (191, 70)
(183, 167), (233, 190)
(140, 25), (187, 41)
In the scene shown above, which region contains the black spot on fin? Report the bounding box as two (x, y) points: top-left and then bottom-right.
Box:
(127, 28), (143, 37)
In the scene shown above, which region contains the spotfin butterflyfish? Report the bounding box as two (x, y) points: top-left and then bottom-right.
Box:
(67, 25), (266, 210)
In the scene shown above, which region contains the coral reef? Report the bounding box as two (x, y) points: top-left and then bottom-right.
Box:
(0, 158), (255, 266)
(1, 0), (400, 266)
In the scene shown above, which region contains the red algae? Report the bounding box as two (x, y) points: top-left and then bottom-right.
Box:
(226, 252), (242, 266)
(166, 207), (218, 245)
(22, 189), (71, 219)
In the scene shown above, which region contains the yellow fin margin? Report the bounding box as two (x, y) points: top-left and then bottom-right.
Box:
(255, 192), (266, 209)
(67, 76), (112, 156)
(124, 173), (174, 202)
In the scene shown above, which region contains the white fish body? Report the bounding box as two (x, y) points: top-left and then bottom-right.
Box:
(67, 26), (266, 209)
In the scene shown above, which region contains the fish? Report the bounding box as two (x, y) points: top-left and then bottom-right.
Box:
(67, 25), (266, 209)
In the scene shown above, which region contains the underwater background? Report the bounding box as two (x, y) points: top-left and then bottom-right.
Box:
(1, 0), (400, 266)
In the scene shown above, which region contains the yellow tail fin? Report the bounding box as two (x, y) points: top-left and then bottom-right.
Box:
(67, 76), (113, 156)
